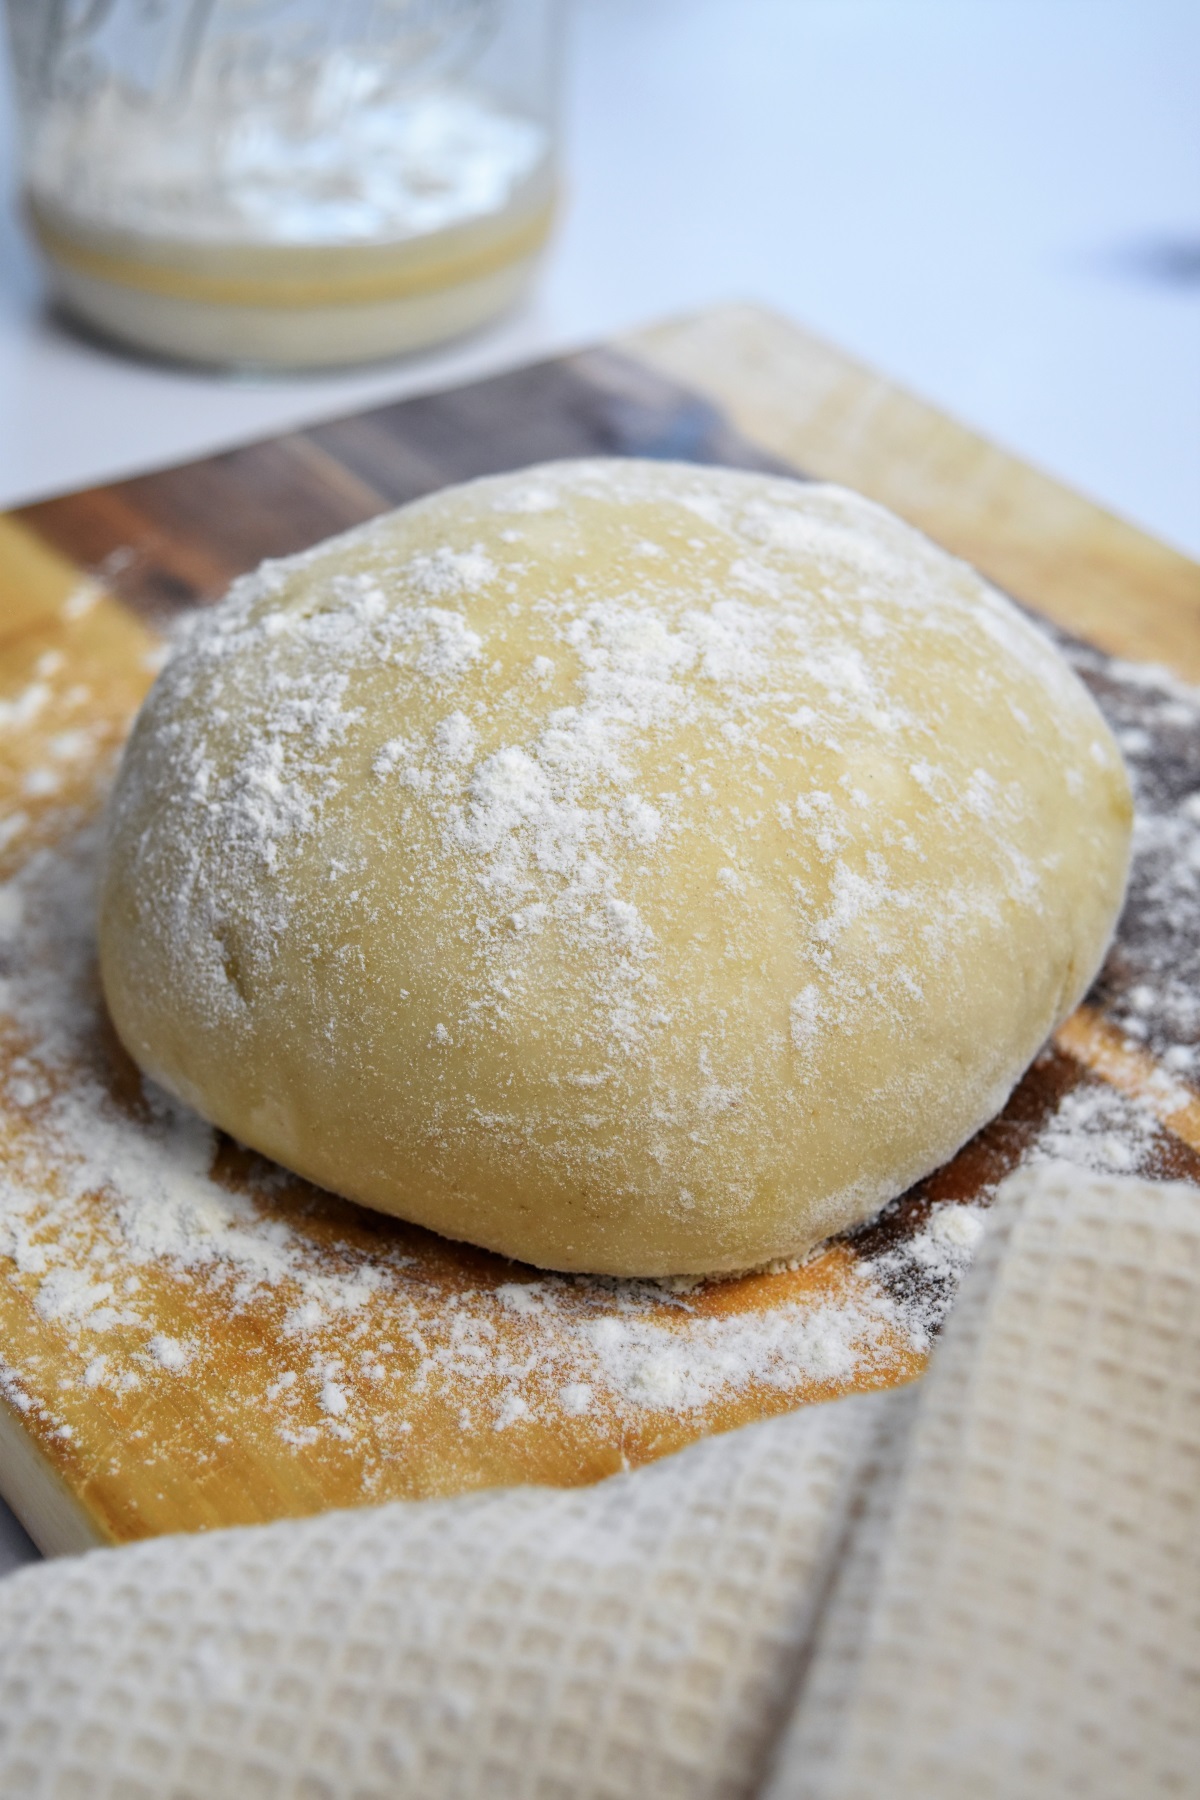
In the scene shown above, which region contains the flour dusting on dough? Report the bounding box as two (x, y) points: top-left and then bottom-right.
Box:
(0, 591), (1194, 1484)
(98, 462), (1130, 1277)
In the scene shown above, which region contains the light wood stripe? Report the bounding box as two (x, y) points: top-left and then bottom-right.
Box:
(627, 306), (1200, 680)
(0, 516), (96, 645)
(1056, 1005), (1200, 1157)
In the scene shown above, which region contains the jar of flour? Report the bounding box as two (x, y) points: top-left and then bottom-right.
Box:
(4, 0), (559, 369)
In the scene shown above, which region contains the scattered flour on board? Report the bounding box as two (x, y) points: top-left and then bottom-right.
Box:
(0, 529), (1197, 1471)
(1066, 645), (1200, 1070)
(0, 815), (981, 1452)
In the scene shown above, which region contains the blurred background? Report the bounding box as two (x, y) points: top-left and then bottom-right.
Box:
(0, 0), (1197, 554)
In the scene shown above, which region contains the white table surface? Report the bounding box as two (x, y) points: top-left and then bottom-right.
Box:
(0, 0), (1196, 1573)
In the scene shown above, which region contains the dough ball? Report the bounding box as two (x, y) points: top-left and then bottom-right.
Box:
(99, 461), (1132, 1276)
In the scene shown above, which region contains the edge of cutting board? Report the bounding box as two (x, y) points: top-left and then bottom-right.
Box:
(1, 301), (1197, 1557)
(0, 1394), (110, 1557)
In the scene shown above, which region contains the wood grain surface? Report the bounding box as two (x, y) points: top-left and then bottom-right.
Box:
(1, 304), (1197, 1556)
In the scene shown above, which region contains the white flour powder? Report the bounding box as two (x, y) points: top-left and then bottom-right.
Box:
(0, 812), (954, 1453)
(30, 75), (548, 250)
(0, 561), (1196, 1478)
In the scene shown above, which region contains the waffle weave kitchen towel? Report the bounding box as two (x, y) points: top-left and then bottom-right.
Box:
(767, 1162), (1200, 1799)
(0, 1163), (1196, 1800)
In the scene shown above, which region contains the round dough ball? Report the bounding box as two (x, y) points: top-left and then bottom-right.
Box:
(99, 461), (1132, 1276)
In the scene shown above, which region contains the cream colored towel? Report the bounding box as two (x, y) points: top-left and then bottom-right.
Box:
(0, 1385), (886, 1798)
(769, 1164), (1200, 1799)
(0, 1165), (1196, 1800)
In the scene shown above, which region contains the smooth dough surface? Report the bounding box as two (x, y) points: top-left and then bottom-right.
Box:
(99, 461), (1132, 1276)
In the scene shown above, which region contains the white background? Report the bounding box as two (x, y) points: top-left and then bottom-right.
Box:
(1, 0), (1198, 551)
(0, 0), (1196, 1572)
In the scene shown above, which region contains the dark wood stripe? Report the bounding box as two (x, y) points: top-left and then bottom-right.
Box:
(14, 347), (797, 626)
(852, 1041), (1200, 1309)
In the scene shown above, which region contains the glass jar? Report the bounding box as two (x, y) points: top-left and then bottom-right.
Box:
(3, 1), (560, 370)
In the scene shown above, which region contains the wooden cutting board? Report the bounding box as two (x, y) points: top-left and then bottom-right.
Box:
(1, 303), (1198, 1558)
